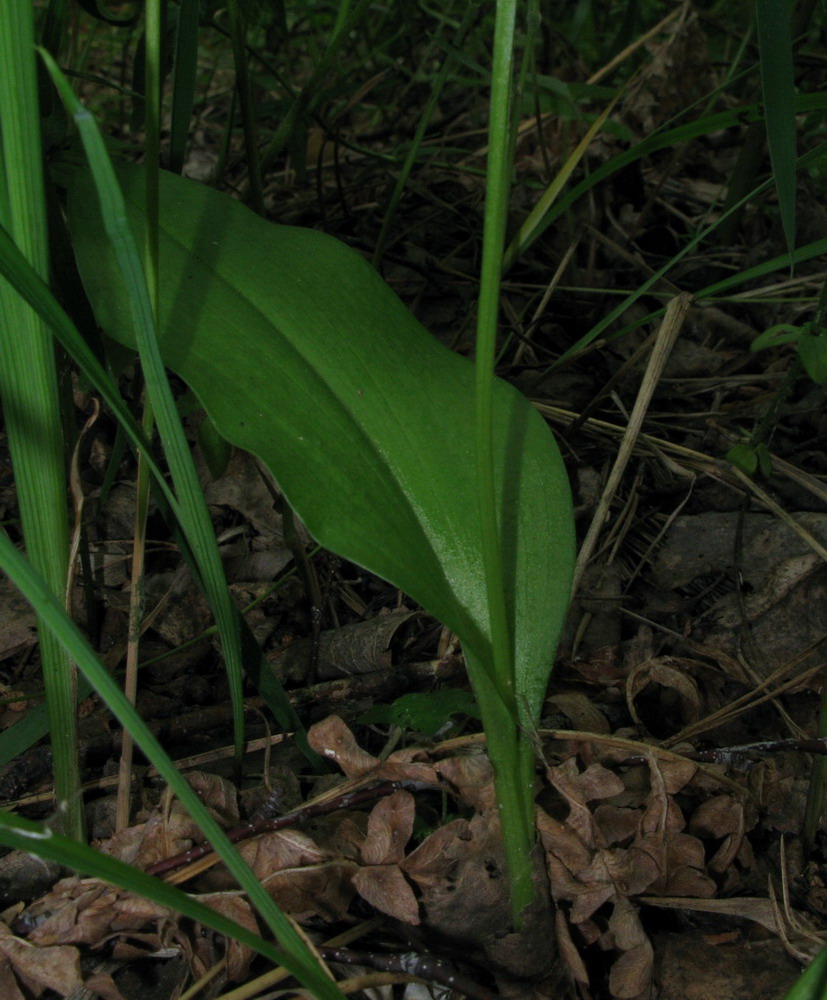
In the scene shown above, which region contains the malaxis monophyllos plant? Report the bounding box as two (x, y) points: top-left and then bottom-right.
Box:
(0, 0), (575, 950)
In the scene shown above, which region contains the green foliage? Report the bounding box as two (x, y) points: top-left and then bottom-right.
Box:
(65, 161), (575, 924)
(725, 441), (773, 478)
(359, 689), (481, 735)
(751, 321), (827, 384)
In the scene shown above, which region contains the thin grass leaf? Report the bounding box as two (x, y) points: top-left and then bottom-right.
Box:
(0, 4), (82, 840)
(755, 0), (797, 259)
(502, 88), (622, 272)
(0, 528), (346, 1000)
(41, 47), (251, 768)
(372, 5), (477, 268)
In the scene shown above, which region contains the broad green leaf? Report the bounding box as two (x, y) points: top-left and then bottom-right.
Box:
(798, 328), (827, 384)
(751, 323), (803, 352)
(358, 688), (481, 735)
(783, 946), (827, 1000)
(726, 443), (759, 477)
(67, 162), (575, 732)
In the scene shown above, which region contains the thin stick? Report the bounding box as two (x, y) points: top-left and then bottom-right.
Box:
(571, 292), (693, 595)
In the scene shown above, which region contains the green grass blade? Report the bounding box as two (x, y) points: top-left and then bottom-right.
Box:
(502, 88), (621, 272)
(783, 946), (827, 1000)
(755, 0), (797, 258)
(371, 5), (476, 268)
(0, 3), (82, 840)
(227, 0), (263, 211)
(0, 529), (345, 1000)
(257, 0), (373, 178)
(41, 48), (251, 770)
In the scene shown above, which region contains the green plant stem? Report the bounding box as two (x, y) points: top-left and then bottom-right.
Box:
(0, 2), (83, 840)
(476, 0), (536, 923)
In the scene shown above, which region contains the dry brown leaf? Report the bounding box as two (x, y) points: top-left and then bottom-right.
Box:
(101, 804), (202, 870)
(689, 795), (747, 873)
(238, 828), (327, 882)
(536, 807), (594, 873)
(609, 940), (654, 1000)
(403, 817), (469, 886)
(0, 958), (29, 1000)
(436, 752), (497, 812)
(83, 970), (131, 1000)
(328, 814), (368, 859)
(547, 758), (600, 847)
(360, 790), (415, 865)
(184, 771), (239, 826)
(197, 893), (258, 982)
(82, 970), (130, 1000)
(554, 909), (590, 986)
(607, 900), (652, 999)
(627, 658), (703, 731)
(409, 810), (510, 941)
(657, 756), (699, 795)
(308, 715), (379, 777)
(593, 804), (643, 846)
(548, 692), (611, 734)
(22, 879), (171, 949)
(578, 763), (628, 802)
(261, 859), (358, 922)
(351, 864), (420, 924)
(0, 921), (83, 997)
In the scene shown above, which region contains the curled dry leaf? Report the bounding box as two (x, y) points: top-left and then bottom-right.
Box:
(626, 658), (703, 732)
(607, 899), (653, 999)
(308, 714), (380, 777)
(436, 752), (497, 812)
(688, 795), (748, 873)
(351, 864), (420, 924)
(360, 790), (415, 866)
(20, 878), (171, 948)
(308, 714), (439, 787)
(540, 743), (723, 996)
(261, 859), (359, 923)
(548, 691), (611, 734)
(238, 828), (327, 882)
